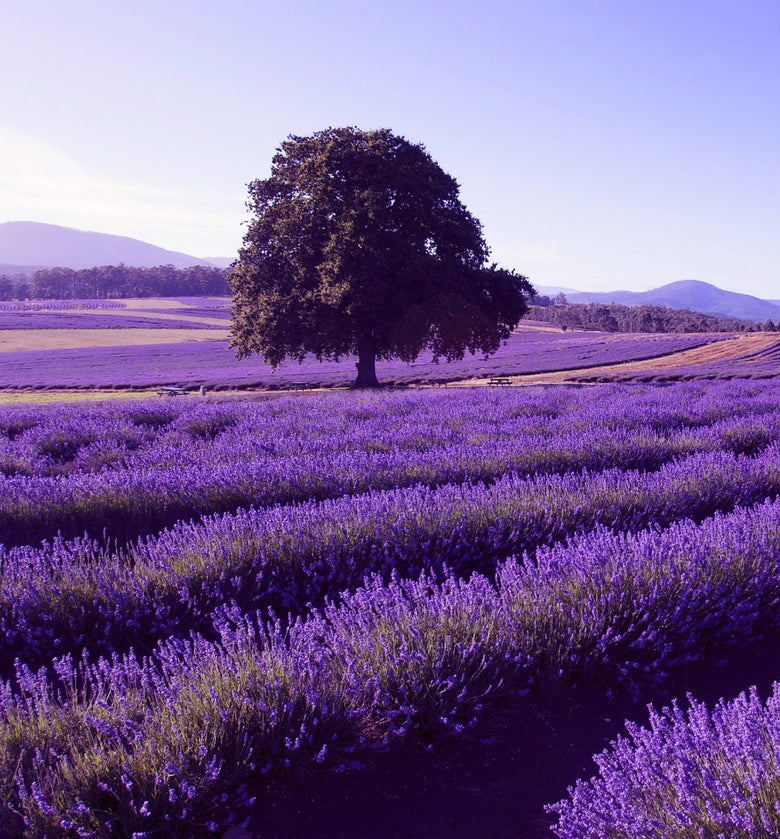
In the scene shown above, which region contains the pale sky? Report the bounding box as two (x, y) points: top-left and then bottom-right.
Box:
(1, 0), (779, 298)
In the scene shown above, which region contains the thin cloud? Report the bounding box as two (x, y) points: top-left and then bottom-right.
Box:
(0, 126), (243, 256)
(494, 241), (561, 266)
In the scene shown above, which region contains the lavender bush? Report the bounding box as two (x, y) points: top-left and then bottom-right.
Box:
(548, 682), (780, 837)
(4, 497), (780, 835)
(2, 380), (780, 836)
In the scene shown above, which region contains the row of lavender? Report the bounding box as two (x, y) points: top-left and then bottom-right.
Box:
(577, 337), (780, 383)
(0, 300), (128, 311)
(0, 297), (229, 312)
(0, 313), (222, 329)
(3, 441), (780, 676)
(4, 493), (780, 836)
(3, 382), (780, 835)
(0, 330), (718, 389)
(3, 381), (779, 547)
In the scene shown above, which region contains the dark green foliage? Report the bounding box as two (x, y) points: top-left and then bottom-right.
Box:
(230, 127), (533, 385)
(527, 300), (770, 333)
(15, 265), (231, 300)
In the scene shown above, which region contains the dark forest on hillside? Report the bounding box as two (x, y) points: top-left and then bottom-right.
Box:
(528, 297), (778, 333)
(0, 268), (778, 333)
(0, 264), (231, 300)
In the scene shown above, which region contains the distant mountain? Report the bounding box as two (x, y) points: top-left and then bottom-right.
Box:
(0, 262), (48, 276)
(0, 221), (232, 271)
(537, 280), (780, 322)
(532, 284), (582, 298)
(203, 256), (235, 269)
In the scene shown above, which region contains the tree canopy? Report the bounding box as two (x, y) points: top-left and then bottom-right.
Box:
(230, 126), (534, 386)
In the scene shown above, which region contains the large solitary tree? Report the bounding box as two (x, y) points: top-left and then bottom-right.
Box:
(230, 127), (534, 386)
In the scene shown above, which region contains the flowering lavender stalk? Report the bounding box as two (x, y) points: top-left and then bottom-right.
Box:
(2, 381), (780, 548)
(547, 683), (780, 837)
(5, 496), (780, 835)
(2, 443), (780, 676)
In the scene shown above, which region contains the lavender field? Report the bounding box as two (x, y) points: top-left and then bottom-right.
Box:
(0, 313), (221, 330)
(0, 298), (227, 333)
(572, 335), (780, 384)
(2, 380), (780, 837)
(0, 328), (721, 390)
(5, 295), (770, 390)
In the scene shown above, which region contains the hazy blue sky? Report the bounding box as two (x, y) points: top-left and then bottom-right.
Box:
(2, 0), (779, 297)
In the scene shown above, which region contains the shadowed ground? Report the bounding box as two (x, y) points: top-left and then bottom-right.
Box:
(247, 632), (780, 838)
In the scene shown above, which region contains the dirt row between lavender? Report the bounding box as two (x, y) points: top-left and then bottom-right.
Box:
(0, 327), (230, 352)
(0, 331), (776, 404)
(456, 332), (779, 386)
(244, 630), (780, 839)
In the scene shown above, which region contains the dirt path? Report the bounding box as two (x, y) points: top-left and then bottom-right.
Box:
(0, 328), (229, 352)
(58, 309), (230, 326)
(245, 631), (780, 839)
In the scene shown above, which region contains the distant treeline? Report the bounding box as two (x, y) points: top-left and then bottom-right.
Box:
(0, 264), (231, 300)
(0, 269), (777, 332)
(527, 295), (778, 333)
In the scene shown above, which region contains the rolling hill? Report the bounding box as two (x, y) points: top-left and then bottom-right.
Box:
(1, 223), (774, 322)
(0, 221), (230, 271)
(537, 280), (780, 322)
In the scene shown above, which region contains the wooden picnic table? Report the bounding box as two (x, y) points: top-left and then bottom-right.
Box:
(487, 376), (512, 387)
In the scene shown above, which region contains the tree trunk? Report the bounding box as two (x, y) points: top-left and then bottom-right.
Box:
(354, 336), (380, 387)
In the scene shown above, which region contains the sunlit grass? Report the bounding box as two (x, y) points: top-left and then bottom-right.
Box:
(0, 390), (159, 405)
